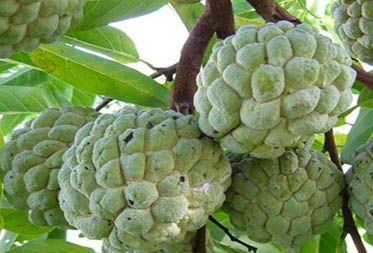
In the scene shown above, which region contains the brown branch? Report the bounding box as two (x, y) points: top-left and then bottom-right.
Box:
(170, 0), (235, 114)
(324, 130), (367, 253)
(352, 63), (373, 90)
(246, 0), (372, 90)
(95, 97), (113, 111)
(150, 63), (178, 81)
(209, 216), (257, 252)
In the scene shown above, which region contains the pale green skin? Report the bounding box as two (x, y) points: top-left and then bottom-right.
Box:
(0, 107), (99, 229)
(346, 139), (373, 235)
(0, 0), (85, 58)
(224, 148), (344, 251)
(58, 107), (232, 252)
(332, 0), (373, 64)
(194, 21), (356, 159)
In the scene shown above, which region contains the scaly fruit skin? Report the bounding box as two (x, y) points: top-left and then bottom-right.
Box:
(0, 107), (99, 229)
(194, 21), (356, 159)
(58, 107), (231, 252)
(224, 148), (344, 251)
(332, 0), (373, 64)
(346, 138), (373, 235)
(0, 0), (86, 58)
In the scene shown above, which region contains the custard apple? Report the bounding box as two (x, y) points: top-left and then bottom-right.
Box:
(224, 147), (344, 251)
(102, 233), (197, 253)
(332, 0), (373, 64)
(346, 137), (373, 234)
(194, 21), (356, 158)
(0, 0), (86, 58)
(0, 107), (99, 228)
(58, 107), (231, 251)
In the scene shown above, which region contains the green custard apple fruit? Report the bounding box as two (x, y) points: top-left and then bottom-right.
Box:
(346, 137), (373, 234)
(0, 107), (99, 228)
(0, 0), (86, 58)
(224, 147), (344, 251)
(58, 107), (231, 251)
(194, 21), (356, 158)
(332, 0), (373, 64)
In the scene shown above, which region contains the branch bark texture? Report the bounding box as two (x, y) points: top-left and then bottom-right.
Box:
(170, 0), (235, 114)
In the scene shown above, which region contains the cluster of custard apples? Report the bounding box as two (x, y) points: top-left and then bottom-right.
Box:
(0, 1), (372, 253)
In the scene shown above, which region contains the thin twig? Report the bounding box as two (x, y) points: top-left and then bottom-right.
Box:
(95, 97), (113, 111)
(324, 130), (367, 253)
(245, 0), (373, 91)
(209, 216), (258, 252)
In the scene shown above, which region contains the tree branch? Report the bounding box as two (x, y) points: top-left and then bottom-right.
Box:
(209, 216), (257, 252)
(170, 0), (235, 114)
(95, 97), (113, 111)
(246, 0), (372, 90)
(324, 130), (367, 253)
(352, 64), (373, 90)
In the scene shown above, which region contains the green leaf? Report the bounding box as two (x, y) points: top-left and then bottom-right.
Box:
(171, 2), (204, 31)
(357, 87), (373, 108)
(0, 68), (48, 86)
(0, 230), (17, 253)
(0, 208), (53, 235)
(7, 239), (95, 253)
(0, 114), (30, 136)
(341, 108), (373, 164)
(319, 219), (344, 253)
(76, 0), (169, 30)
(0, 62), (16, 73)
(71, 89), (96, 107)
(63, 26), (139, 64)
(300, 237), (319, 253)
(363, 232), (373, 246)
(0, 86), (49, 114)
(0, 128), (4, 149)
(28, 43), (169, 107)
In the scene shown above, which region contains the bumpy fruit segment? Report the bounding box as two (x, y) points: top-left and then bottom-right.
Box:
(224, 147), (344, 251)
(194, 21), (355, 158)
(332, 0), (373, 64)
(58, 107), (231, 251)
(346, 138), (373, 235)
(0, 107), (99, 228)
(0, 0), (85, 58)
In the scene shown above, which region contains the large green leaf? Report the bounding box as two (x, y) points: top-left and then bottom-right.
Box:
(63, 26), (139, 64)
(0, 86), (49, 114)
(28, 43), (169, 107)
(341, 108), (373, 164)
(0, 62), (16, 73)
(0, 209), (53, 235)
(8, 239), (95, 253)
(70, 89), (96, 107)
(171, 2), (204, 31)
(318, 218), (344, 253)
(76, 0), (169, 30)
(0, 68), (48, 86)
(0, 128), (4, 149)
(357, 86), (373, 108)
(0, 114), (31, 136)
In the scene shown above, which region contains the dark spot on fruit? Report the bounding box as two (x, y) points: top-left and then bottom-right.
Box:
(213, 130), (219, 134)
(128, 199), (134, 206)
(127, 217), (132, 221)
(173, 116), (178, 120)
(84, 167), (89, 170)
(86, 142), (90, 145)
(147, 122), (154, 129)
(180, 176), (185, 182)
(370, 209), (373, 217)
(123, 132), (134, 143)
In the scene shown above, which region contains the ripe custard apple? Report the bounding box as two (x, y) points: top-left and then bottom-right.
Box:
(224, 148), (344, 251)
(346, 137), (373, 234)
(0, 0), (86, 58)
(58, 107), (232, 252)
(332, 0), (373, 64)
(194, 21), (356, 158)
(0, 107), (99, 228)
